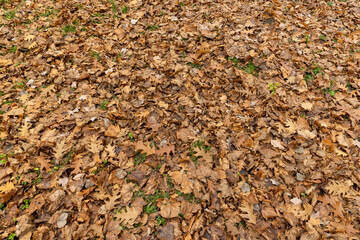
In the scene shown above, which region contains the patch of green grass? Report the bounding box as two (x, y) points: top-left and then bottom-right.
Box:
(156, 216), (165, 225)
(346, 82), (354, 91)
(227, 56), (241, 68)
(154, 164), (162, 172)
(228, 57), (258, 76)
(14, 81), (25, 89)
(108, 0), (118, 12)
(93, 12), (106, 18)
(4, 10), (15, 19)
(187, 62), (202, 70)
(128, 132), (134, 141)
(7, 233), (16, 240)
(142, 190), (170, 214)
(305, 34), (310, 44)
(147, 24), (160, 31)
(9, 45), (16, 53)
(304, 65), (323, 84)
(144, 205), (157, 214)
(179, 50), (186, 58)
(0, 203), (5, 210)
(319, 34), (326, 41)
(166, 174), (174, 189)
(242, 62), (257, 75)
(323, 80), (337, 97)
(100, 100), (109, 110)
(121, 5), (128, 14)
(175, 190), (197, 202)
(0, 91), (5, 96)
(91, 50), (100, 60)
(134, 152), (147, 165)
(63, 24), (76, 34)
(0, 154), (7, 166)
(21, 199), (31, 210)
(269, 82), (279, 95)
(327, 1), (333, 6)
(133, 190), (145, 199)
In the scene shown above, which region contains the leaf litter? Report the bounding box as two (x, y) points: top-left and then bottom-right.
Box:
(0, 0), (360, 239)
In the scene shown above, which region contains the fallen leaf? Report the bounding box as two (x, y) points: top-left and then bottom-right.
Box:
(271, 139), (285, 150)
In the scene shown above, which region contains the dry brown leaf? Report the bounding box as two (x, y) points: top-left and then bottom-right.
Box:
(177, 128), (195, 142)
(270, 139), (285, 150)
(325, 180), (353, 197)
(156, 143), (175, 157)
(133, 141), (155, 155)
(239, 201), (257, 224)
(147, 115), (161, 131)
(285, 119), (297, 133)
(105, 144), (116, 158)
(37, 155), (52, 172)
(115, 206), (140, 226)
(53, 138), (68, 162)
(88, 135), (103, 154)
(19, 121), (30, 138)
(0, 58), (12, 66)
(170, 171), (193, 193)
(0, 181), (14, 193)
(301, 102), (313, 110)
(159, 201), (181, 218)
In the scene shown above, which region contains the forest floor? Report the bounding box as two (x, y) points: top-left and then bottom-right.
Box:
(0, 0), (360, 239)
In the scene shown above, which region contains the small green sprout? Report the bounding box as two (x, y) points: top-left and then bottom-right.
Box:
(128, 132), (134, 141)
(21, 199), (31, 210)
(269, 83), (279, 95)
(100, 100), (109, 110)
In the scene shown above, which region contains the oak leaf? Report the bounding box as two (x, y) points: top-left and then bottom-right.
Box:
(301, 102), (313, 110)
(133, 141), (155, 155)
(0, 181), (14, 193)
(115, 206), (140, 226)
(53, 139), (69, 162)
(239, 201), (257, 224)
(88, 135), (103, 154)
(325, 180), (353, 197)
(156, 143), (175, 157)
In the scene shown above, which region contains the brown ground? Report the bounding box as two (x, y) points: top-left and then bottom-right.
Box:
(0, 0), (360, 239)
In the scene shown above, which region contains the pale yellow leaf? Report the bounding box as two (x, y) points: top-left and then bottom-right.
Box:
(297, 129), (316, 139)
(239, 201), (257, 224)
(0, 58), (12, 66)
(325, 180), (353, 197)
(53, 139), (68, 161)
(115, 206), (140, 226)
(271, 139), (285, 150)
(301, 102), (313, 110)
(24, 34), (35, 41)
(105, 144), (116, 158)
(0, 181), (14, 193)
(88, 135), (103, 154)
(285, 119), (297, 134)
(19, 121), (30, 138)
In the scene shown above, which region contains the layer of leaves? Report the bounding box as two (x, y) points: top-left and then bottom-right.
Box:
(0, 0), (360, 239)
